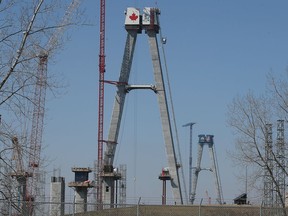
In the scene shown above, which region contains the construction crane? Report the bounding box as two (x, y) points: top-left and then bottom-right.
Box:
(26, 51), (48, 215)
(26, 1), (81, 214)
(12, 136), (24, 175)
(96, 0), (106, 207)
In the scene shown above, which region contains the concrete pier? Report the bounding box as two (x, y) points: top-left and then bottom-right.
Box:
(50, 176), (65, 216)
(68, 167), (93, 213)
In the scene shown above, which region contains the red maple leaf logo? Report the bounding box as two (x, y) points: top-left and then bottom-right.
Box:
(129, 13), (138, 21)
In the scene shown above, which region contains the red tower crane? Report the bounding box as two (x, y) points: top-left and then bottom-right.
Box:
(26, 1), (81, 214)
(97, 0), (106, 206)
(26, 51), (48, 215)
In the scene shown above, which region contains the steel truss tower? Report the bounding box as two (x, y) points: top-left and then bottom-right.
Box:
(264, 124), (274, 207)
(101, 7), (182, 205)
(275, 120), (285, 207)
(191, 135), (223, 204)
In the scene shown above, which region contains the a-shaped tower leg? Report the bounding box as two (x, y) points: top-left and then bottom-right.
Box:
(191, 135), (223, 204)
(102, 7), (182, 205)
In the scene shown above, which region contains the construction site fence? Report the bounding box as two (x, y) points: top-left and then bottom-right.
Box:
(1, 200), (288, 216)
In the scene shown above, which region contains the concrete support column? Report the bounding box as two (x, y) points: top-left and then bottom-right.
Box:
(50, 177), (65, 216)
(68, 167), (93, 214)
(75, 188), (88, 213)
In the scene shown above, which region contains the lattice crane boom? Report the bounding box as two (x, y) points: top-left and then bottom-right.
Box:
(26, 0), (81, 211)
(46, 0), (81, 54)
(12, 136), (24, 174)
(27, 52), (48, 197)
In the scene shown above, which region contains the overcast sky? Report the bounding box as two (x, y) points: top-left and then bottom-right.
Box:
(44, 0), (288, 205)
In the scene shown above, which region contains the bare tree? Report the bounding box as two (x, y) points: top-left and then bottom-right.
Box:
(0, 0), (78, 117)
(227, 92), (272, 188)
(267, 72), (288, 120)
(227, 76), (288, 212)
(0, 0), (81, 214)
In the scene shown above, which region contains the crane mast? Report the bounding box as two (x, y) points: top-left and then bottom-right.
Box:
(97, 0), (106, 206)
(26, 1), (81, 214)
(28, 53), (47, 170)
(26, 52), (48, 211)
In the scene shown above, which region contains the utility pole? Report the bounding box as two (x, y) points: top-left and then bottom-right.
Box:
(183, 122), (195, 204)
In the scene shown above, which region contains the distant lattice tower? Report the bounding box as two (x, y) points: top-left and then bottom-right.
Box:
(263, 124), (274, 207)
(191, 135), (223, 204)
(275, 120), (285, 207)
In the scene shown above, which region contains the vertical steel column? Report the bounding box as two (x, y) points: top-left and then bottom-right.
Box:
(162, 180), (167, 205)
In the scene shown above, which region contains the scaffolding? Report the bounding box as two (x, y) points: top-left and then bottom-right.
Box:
(92, 160), (98, 210)
(28, 170), (47, 216)
(275, 120), (285, 207)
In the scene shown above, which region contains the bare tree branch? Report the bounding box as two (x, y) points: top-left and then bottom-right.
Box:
(0, 0), (44, 91)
